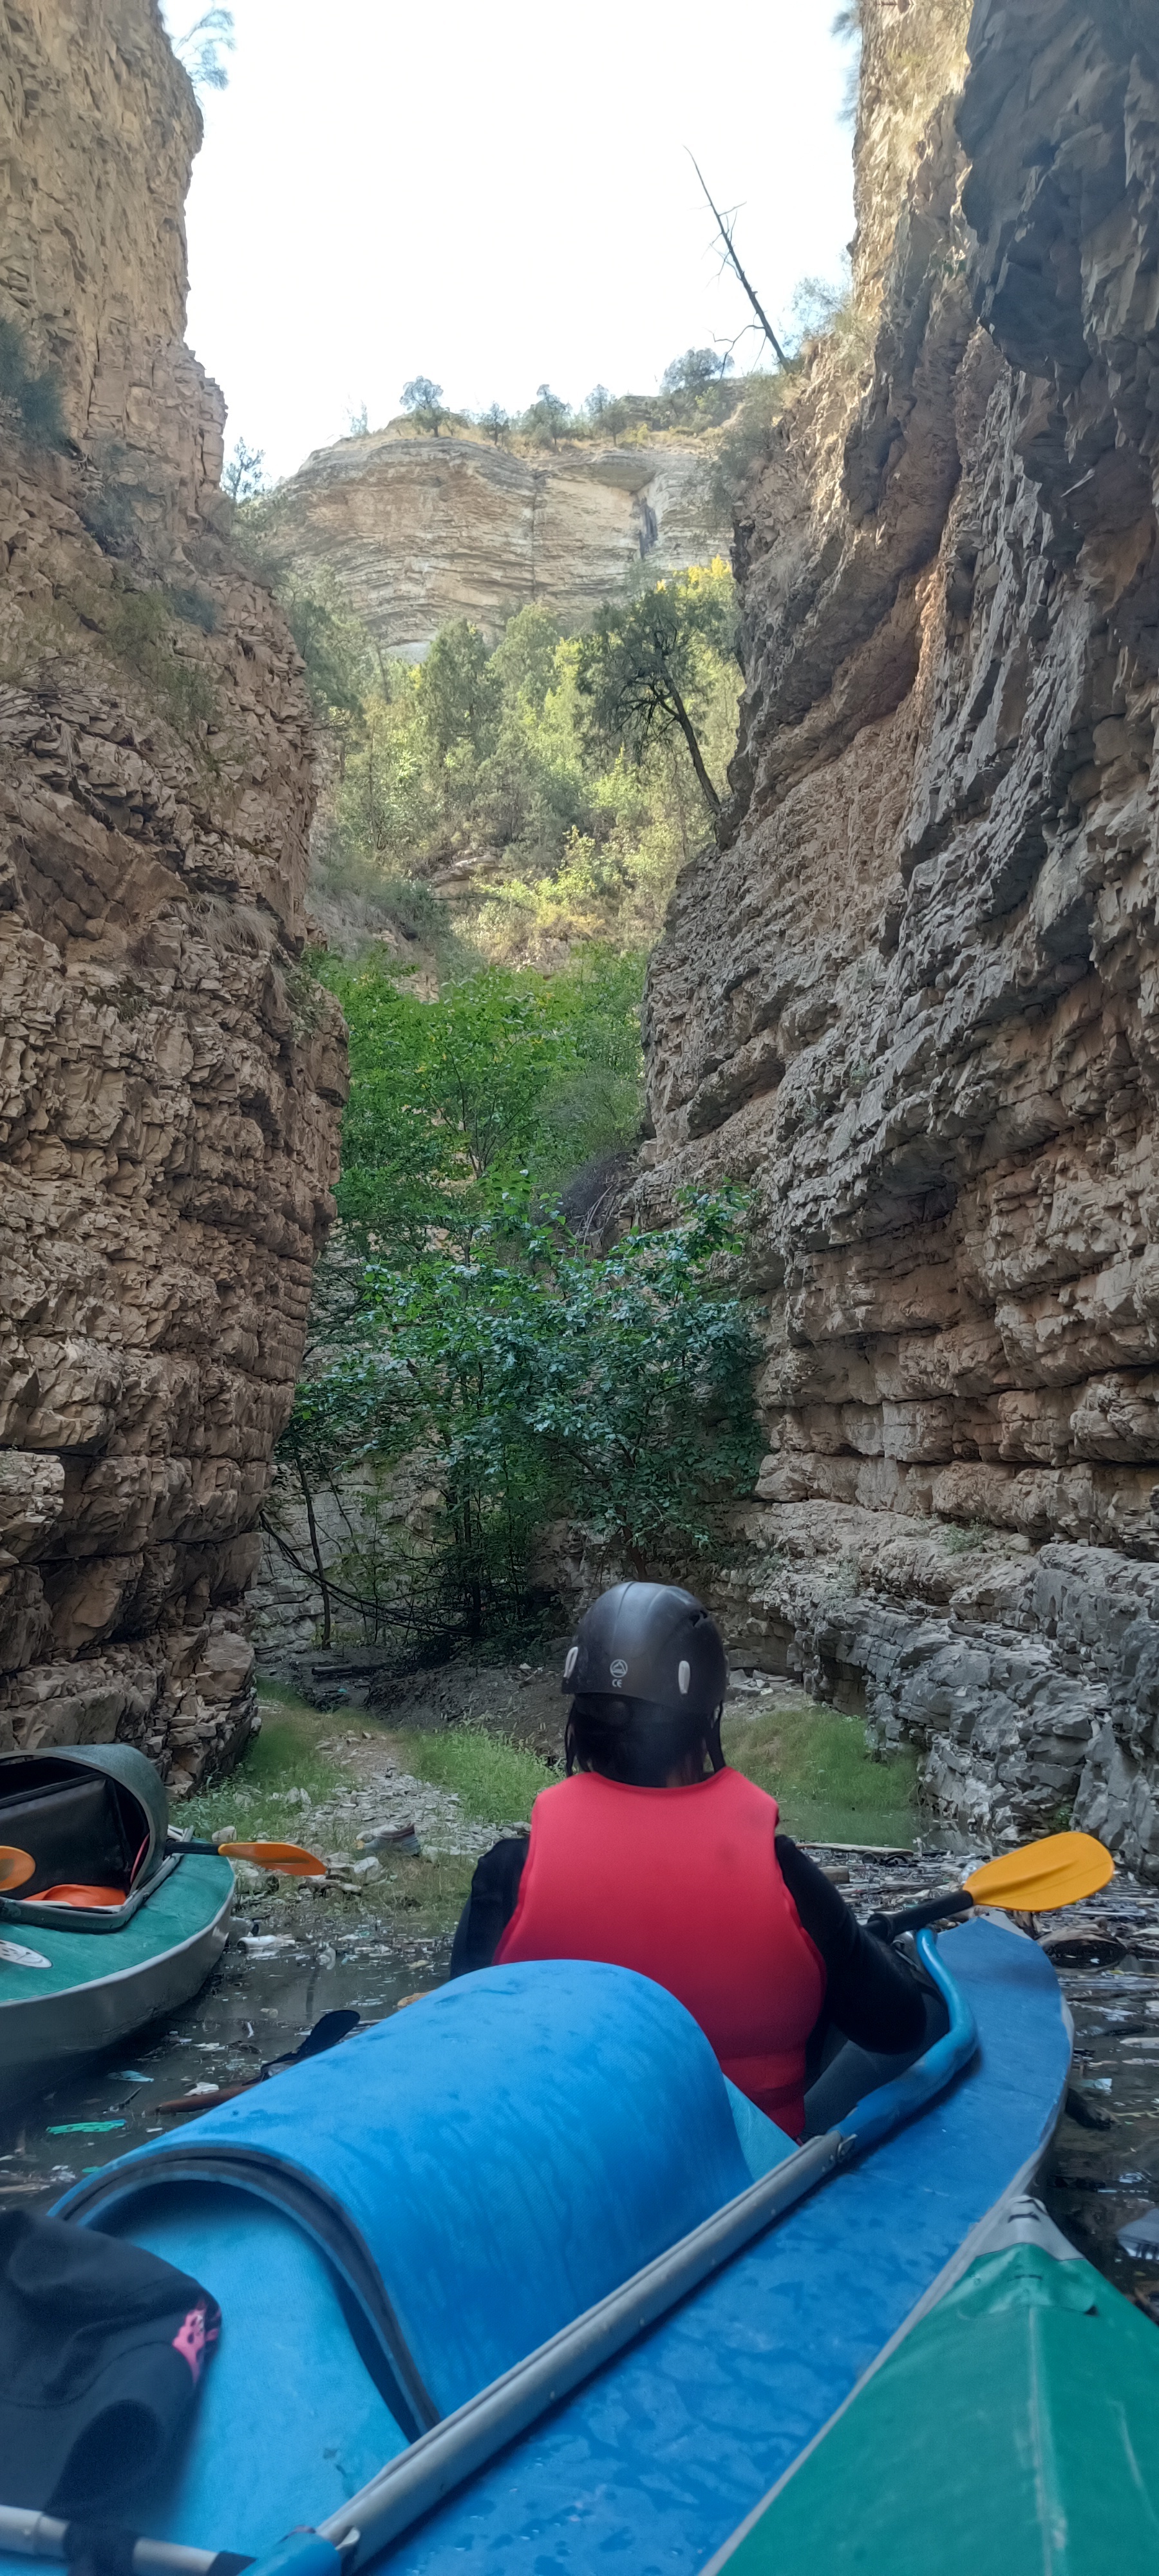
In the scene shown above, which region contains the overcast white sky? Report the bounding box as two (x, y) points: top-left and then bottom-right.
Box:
(161, 1), (858, 486)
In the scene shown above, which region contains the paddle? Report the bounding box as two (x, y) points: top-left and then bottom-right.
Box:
(165, 1835), (327, 1877)
(0, 1847), (35, 1893)
(865, 1829), (1113, 1942)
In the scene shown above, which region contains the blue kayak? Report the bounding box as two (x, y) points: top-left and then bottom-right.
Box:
(0, 1918), (1069, 2576)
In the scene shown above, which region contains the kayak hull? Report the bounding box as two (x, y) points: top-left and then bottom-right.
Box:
(0, 1854), (233, 2096)
(703, 2197), (1159, 2574)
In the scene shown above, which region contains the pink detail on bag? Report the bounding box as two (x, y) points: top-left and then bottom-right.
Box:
(173, 2303), (218, 2383)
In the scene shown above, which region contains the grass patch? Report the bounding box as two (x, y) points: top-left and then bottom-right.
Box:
(939, 1520), (995, 1556)
(180, 1695), (344, 1844)
(396, 1726), (554, 1826)
(100, 585), (219, 738)
(722, 1701), (918, 1849)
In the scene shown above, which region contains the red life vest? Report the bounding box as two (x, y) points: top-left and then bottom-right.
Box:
(495, 1767), (825, 2136)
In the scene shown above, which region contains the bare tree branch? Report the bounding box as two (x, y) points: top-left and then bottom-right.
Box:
(688, 153), (787, 368)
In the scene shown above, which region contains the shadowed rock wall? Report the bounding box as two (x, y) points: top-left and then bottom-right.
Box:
(0, 0), (346, 1790)
(641, 0), (1159, 1867)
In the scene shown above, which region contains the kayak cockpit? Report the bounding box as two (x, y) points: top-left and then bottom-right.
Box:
(0, 1745), (174, 1932)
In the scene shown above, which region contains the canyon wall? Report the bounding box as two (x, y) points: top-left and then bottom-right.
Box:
(269, 431), (728, 657)
(641, 0), (1159, 1868)
(0, 0), (345, 1790)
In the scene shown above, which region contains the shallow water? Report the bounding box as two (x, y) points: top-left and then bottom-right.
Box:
(0, 1918), (451, 2201)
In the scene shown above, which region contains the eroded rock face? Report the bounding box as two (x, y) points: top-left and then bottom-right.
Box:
(270, 432), (727, 656)
(641, 0), (1159, 1866)
(0, 0), (346, 1790)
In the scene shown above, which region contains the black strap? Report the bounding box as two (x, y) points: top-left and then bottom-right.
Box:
(62, 2527), (138, 2576)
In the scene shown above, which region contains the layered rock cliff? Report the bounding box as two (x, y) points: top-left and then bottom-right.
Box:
(0, 0), (345, 1788)
(642, 0), (1159, 1868)
(269, 431), (727, 656)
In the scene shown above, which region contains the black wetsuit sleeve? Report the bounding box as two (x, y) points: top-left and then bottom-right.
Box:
(449, 1835), (527, 1977)
(776, 1834), (925, 2052)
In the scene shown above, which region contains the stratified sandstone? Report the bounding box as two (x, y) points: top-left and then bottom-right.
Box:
(0, 0), (345, 1789)
(269, 431), (727, 656)
(641, 0), (1159, 1868)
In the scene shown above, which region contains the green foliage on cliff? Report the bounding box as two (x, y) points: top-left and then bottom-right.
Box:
(0, 319), (65, 450)
(325, 948), (645, 1251)
(316, 571), (740, 965)
(280, 1192), (761, 1652)
(576, 562), (738, 819)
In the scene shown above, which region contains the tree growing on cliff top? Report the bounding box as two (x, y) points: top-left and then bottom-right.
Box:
(171, 8), (235, 93)
(401, 375), (446, 435)
(576, 560), (737, 822)
(661, 347), (732, 395)
(223, 437), (266, 502)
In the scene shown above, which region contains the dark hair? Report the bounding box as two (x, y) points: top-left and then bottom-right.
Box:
(565, 1692), (724, 1788)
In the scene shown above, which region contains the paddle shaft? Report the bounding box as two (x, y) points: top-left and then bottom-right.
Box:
(167, 1836), (234, 1857)
(865, 1889), (974, 1942)
(0, 2507), (249, 2576)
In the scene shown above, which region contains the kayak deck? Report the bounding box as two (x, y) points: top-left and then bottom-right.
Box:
(374, 1920), (1070, 2576)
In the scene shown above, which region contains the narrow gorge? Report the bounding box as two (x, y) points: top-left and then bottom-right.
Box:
(0, 0), (345, 1790)
(5, 0), (1159, 1887)
(641, 0), (1159, 1870)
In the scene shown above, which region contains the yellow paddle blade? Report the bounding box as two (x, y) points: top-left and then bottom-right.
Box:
(0, 1846), (35, 1893)
(224, 1840), (326, 1879)
(965, 1830), (1113, 1914)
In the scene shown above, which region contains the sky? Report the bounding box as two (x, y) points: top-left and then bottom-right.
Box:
(161, 1), (858, 487)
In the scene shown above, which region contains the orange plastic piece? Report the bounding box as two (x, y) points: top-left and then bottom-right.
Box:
(36, 1883), (126, 1909)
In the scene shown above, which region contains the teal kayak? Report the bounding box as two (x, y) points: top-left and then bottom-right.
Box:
(702, 2196), (1159, 2575)
(0, 1747), (233, 2094)
(0, 1850), (233, 2094)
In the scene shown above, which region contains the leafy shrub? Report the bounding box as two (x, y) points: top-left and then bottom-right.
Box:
(0, 318), (65, 450)
(101, 585), (218, 735)
(281, 1193), (762, 1654)
(167, 582), (218, 634)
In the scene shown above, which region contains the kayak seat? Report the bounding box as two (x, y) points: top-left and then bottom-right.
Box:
(99, 2182), (408, 2557)
(0, 1763), (138, 1898)
(61, 1960), (756, 2432)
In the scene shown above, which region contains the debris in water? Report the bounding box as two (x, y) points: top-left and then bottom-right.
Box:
(45, 2120), (126, 2135)
(1117, 2207), (1159, 2260)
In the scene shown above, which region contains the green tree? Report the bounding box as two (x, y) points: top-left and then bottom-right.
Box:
(278, 570), (372, 733)
(401, 375), (446, 435)
(419, 619), (499, 771)
(479, 402), (511, 444)
(171, 6), (234, 92)
(222, 437), (267, 502)
(661, 347), (731, 396)
(576, 560), (737, 819)
(279, 1196), (760, 1646)
(523, 383), (569, 446)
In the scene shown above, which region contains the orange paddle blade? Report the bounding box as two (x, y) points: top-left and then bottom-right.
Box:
(225, 1841), (326, 1878)
(39, 1883), (125, 1908)
(965, 1831), (1113, 1915)
(0, 1847), (35, 1893)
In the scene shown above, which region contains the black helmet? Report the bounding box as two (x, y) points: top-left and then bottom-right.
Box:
(561, 1582), (728, 1719)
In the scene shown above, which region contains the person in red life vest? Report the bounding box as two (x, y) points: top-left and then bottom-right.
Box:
(449, 1581), (930, 2139)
